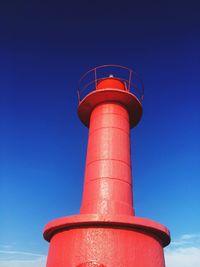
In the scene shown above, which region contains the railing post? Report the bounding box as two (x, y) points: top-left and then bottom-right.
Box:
(128, 70), (132, 91)
(77, 90), (80, 102)
(94, 68), (97, 89)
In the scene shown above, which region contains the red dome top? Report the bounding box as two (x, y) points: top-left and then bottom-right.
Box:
(96, 77), (126, 91)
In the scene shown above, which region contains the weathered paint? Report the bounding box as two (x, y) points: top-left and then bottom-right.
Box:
(44, 68), (170, 267)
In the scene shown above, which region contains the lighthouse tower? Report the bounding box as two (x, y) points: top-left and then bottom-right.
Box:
(44, 65), (170, 267)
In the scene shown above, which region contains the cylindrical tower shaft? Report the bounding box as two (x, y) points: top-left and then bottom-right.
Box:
(81, 102), (134, 215)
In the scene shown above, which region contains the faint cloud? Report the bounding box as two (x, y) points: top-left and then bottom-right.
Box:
(170, 233), (200, 246)
(165, 233), (200, 267)
(0, 257), (46, 267)
(0, 249), (46, 267)
(0, 250), (44, 257)
(181, 234), (200, 240)
(0, 244), (16, 250)
(165, 247), (200, 267)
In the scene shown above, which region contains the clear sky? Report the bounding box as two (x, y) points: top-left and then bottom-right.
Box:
(0, 1), (200, 266)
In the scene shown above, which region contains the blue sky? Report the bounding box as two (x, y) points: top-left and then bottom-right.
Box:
(0, 1), (200, 266)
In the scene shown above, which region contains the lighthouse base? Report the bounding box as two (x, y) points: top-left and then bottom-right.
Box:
(44, 214), (170, 267)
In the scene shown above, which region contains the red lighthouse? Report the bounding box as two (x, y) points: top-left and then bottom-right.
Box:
(44, 65), (170, 267)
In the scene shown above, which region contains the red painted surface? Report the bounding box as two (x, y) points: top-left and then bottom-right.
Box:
(80, 101), (134, 216)
(96, 77), (126, 90)
(44, 66), (170, 267)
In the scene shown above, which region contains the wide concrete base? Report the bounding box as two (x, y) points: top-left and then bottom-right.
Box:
(44, 214), (170, 267)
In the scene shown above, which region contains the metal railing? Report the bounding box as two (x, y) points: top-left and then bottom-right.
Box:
(77, 64), (144, 103)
